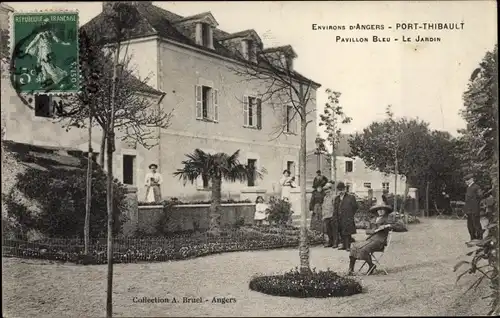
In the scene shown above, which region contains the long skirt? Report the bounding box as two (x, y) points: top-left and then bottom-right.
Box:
(310, 203), (323, 232)
(350, 237), (385, 261)
(145, 185), (162, 203)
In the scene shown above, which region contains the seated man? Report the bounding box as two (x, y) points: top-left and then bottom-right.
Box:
(347, 203), (394, 275)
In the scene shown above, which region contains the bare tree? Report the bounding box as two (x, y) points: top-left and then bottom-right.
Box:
(319, 89), (352, 195)
(226, 45), (319, 273)
(57, 4), (173, 317)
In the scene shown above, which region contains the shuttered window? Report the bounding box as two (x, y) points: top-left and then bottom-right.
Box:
(243, 95), (262, 129)
(195, 85), (218, 122)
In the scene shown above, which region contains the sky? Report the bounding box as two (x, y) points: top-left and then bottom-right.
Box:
(6, 1), (497, 137)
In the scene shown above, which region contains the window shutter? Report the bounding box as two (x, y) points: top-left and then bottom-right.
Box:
(282, 105), (287, 131)
(243, 95), (249, 126)
(256, 98), (262, 129)
(251, 99), (257, 128)
(213, 89), (219, 122)
(195, 85), (202, 119)
(293, 109), (298, 134)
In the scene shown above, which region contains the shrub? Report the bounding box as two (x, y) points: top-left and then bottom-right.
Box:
(4, 164), (127, 238)
(2, 226), (326, 264)
(267, 197), (293, 225)
(249, 267), (362, 298)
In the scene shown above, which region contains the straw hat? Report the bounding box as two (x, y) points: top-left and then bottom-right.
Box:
(369, 203), (393, 214)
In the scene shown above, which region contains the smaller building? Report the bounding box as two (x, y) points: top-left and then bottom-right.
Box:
(306, 134), (405, 197)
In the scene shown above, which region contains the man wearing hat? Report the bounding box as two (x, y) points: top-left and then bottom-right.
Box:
(334, 181), (358, 251)
(321, 182), (339, 247)
(464, 173), (483, 243)
(144, 163), (163, 203)
(313, 170), (329, 190)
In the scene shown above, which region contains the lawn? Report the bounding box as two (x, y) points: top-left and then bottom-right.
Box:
(2, 219), (491, 317)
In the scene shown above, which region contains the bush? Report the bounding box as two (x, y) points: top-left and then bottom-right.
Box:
(249, 268), (362, 298)
(2, 226), (326, 265)
(4, 164), (128, 238)
(267, 197), (293, 225)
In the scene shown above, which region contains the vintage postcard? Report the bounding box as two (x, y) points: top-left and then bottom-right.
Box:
(1, 1), (498, 317)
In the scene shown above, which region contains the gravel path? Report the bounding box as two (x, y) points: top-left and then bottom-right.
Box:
(2, 219), (491, 317)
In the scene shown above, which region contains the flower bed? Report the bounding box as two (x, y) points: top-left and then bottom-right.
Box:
(2, 226), (325, 265)
(249, 268), (362, 298)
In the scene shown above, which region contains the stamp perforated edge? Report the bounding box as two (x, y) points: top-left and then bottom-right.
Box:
(8, 8), (82, 97)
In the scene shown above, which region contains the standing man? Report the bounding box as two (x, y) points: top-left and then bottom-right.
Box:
(313, 170), (328, 190)
(321, 182), (338, 248)
(464, 173), (483, 243)
(334, 182), (358, 251)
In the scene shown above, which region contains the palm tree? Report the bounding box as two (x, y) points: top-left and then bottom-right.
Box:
(174, 149), (265, 234)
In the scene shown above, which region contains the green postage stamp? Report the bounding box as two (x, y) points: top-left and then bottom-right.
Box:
(11, 11), (80, 94)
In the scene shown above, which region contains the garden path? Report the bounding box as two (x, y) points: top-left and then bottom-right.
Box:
(2, 219), (490, 317)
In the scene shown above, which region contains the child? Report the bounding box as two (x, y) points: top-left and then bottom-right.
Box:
(254, 196), (270, 225)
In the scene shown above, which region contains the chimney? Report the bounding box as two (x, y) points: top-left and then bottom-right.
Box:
(102, 1), (152, 13)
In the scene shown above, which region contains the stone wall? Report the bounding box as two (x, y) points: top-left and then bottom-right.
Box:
(136, 203), (256, 235)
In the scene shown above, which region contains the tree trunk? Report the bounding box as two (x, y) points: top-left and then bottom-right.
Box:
(333, 150), (337, 196)
(84, 114), (92, 255)
(105, 136), (114, 318)
(402, 178), (410, 225)
(298, 100), (310, 274)
(394, 152), (398, 212)
(209, 176), (222, 235)
(106, 40), (120, 318)
(425, 181), (430, 217)
(99, 129), (107, 167)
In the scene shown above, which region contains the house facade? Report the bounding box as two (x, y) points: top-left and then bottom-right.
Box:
(1, 4), (164, 200)
(306, 134), (405, 197)
(3, 2), (320, 202)
(82, 2), (320, 201)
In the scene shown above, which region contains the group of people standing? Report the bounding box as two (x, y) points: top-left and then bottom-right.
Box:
(309, 170), (396, 275)
(309, 170), (358, 251)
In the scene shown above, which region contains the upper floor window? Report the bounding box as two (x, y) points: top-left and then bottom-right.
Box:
(195, 85), (218, 122)
(283, 105), (297, 134)
(382, 182), (390, 191)
(244, 40), (257, 62)
(345, 160), (353, 173)
(201, 23), (211, 47)
(363, 182), (372, 189)
(243, 96), (261, 129)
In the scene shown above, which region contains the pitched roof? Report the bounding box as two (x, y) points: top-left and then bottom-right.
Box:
(305, 134), (354, 157)
(82, 3), (320, 87)
(335, 134), (353, 157)
(220, 29), (262, 43)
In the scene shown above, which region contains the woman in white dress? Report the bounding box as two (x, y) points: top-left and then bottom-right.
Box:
(279, 170), (295, 199)
(23, 18), (71, 87)
(144, 163), (163, 203)
(254, 196), (269, 225)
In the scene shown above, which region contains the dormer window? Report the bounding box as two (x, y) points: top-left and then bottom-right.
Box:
(241, 39), (257, 62)
(201, 23), (211, 46)
(196, 22), (214, 49)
